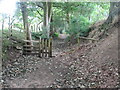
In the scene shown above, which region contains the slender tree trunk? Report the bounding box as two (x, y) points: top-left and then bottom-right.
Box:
(8, 15), (11, 36)
(20, 2), (32, 45)
(43, 2), (52, 38)
(50, 14), (53, 37)
(8, 15), (13, 36)
(65, 2), (70, 31)
(43, 2), (48, 38)
(48, 2), (52, 23)
(2, 18), (4, 32)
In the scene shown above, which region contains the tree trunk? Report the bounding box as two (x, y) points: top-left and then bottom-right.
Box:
(2, 17), (4, 32)
(43, 2), (52, 38)
(65, 2), (70, 31)
(20, 2), (32, 45)
(8, 15), (11, 35)
(105, 2), (120, 24)
(98, 2), (120, 39)
(50, 14), (54, 37)
(8, 15), (13, 36)
(48, 2), (52, 23)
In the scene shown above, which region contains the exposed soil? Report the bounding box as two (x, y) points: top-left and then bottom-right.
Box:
(2, 22), (119, 88)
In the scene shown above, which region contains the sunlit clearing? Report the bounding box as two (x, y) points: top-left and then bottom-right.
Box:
(0, 0), (18, 15)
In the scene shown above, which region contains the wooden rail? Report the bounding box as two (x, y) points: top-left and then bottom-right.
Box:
(23, 38), (52, 58)
(79, 37), (99, 41)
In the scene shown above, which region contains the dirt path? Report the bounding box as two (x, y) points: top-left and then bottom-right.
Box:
(2, 39), (73, 88)
(2, 28), (119, 88)
(52, 39), (72, 56)
(5, 57), (70, 88)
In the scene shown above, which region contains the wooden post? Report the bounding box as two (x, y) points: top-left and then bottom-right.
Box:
(41, 38), (43, 57)
(39, 38), (41, 57)
(49, 37), (52, 57)
(43, 38), (45, 57)
(23, 46), (26, 55)
(44, 38), (47, 57)
(77, 38), (80, 46)
(41, 38), (44, 57)
(47, 38), (49, 57)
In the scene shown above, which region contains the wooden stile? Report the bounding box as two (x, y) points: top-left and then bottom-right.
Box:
(23, 38), (52, 58)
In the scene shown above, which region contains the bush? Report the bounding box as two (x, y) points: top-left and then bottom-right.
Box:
(66, 15), (90, 39)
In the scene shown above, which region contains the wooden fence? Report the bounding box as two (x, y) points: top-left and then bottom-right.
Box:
(23, 38), (52, 58)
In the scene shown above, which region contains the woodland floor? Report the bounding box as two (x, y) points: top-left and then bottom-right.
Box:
(1, 25), (119, 88)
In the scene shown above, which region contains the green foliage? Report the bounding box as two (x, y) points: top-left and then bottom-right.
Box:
(90, 3), (110, 23)
(52, 2), (109, 35)
(2, 29), (25, 40)
(53, 32), (59, 37)
(31, 32), (42, 39)
(2, 2), (110, 40)
(14, 23), (23, 29)
(66, 15), (90, 38)
(14, 3), (23, 21)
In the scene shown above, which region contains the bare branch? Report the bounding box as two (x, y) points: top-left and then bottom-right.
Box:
(36, 10), (43, 17)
